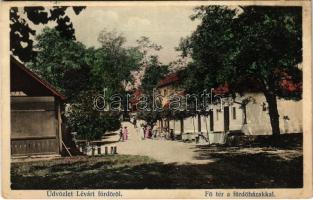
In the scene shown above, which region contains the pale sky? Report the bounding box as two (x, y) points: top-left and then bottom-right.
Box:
(65, 6), (199, 64)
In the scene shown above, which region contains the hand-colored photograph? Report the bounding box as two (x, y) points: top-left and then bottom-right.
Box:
(2, 2), (311, 198)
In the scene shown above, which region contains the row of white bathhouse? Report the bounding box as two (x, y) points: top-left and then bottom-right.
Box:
(151, 73), (302, 143)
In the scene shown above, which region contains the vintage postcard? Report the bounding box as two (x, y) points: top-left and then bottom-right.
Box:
(0, 1), (312, 199)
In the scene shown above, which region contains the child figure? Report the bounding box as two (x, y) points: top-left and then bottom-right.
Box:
(145, 126), (151, 139)
(123, 126), (128, 141)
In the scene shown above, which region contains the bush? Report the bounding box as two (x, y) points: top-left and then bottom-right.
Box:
(66, 90), (121, 141)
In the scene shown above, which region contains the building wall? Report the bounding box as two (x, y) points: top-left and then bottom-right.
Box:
(242, 93), (302, 135)
(209, 101), (244, 132)
(11, 111), (56, 138)
(154, 91), (302, 136)
(168, 119), (181, 134)
(200, 115), (209, 133)
(204, 93), (302, 135)
(11, 96), (60, 156)
(229, 103), (244, 131)
(183, 117), (196, 133)
(211, 106), (224, 132)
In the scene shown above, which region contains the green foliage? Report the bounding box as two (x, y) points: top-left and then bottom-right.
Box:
(178, 6), (238, 92)
(233, 6), (302, 99)
(28, 28), (148, 140)
(179, 6), (302, 97)
(131, 38), (168, 126)
(66, 90), (120, 141)
(10, 6), (85, 62)
(91, 29), (143, 92)
(179, 6), (302, 135)
(141, 56), (169, 94)
(136, 54), (169, 126)
(30, 28), (90, 101)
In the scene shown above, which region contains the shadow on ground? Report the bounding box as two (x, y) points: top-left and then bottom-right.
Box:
(11, 144), (302, 189)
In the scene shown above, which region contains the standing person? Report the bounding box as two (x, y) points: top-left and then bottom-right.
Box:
(148, 126), (152, 138)
(145, 125), (150, 139)
(139, 124), (145, 139)
(123, 126), (128, 141)
(140, 124), (145, 140)
(152, 125), (157, 139)
(119, 127), (123, 141)
(133, 118), (137, 128)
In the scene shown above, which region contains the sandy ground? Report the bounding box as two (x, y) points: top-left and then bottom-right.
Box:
(101, 122), (302, 164)
(101, 122), (211, 164)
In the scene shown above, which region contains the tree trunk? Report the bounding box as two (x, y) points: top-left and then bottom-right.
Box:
(264, 91), (280, 136)
(180, 118), (184, 135)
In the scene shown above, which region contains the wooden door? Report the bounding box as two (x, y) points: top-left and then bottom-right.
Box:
(224, 106), (230, 132)
(209, 110), (214, 131)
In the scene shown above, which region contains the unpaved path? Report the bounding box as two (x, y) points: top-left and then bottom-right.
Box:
(102, 122), (211, 164)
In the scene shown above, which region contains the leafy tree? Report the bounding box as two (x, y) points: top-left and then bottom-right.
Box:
(233, 6), (302, 136)
(141, 56), (169, 93)
(136, 54), (169, 126)
(10, 6), (85, 62)
(179, 6), (302, 136)
(91, 29), (143, 92)
(123, 37), (166, 127)
(66, 90), (121, 141)
(178, 6), (237, 94)
(27, 28), (155, 140)
(29, 28), (91, 102)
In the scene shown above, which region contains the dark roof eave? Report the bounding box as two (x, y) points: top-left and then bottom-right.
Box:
(11, 56), (66, 101)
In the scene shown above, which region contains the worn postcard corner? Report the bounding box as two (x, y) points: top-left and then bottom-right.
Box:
(0, 0), (312, 199)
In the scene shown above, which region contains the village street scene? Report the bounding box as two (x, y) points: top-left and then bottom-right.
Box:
(10, 4), (303, 189)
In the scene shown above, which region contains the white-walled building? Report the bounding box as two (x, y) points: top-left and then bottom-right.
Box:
(155, 72), (302, 143)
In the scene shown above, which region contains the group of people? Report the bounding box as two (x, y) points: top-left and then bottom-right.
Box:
(119, 126), (128, 142)
(118, 122), (175, 142)
(139, 124), (157, 139)
(118, 122), (156, 142)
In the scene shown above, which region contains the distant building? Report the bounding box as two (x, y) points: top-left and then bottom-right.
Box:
(155, 71), (302, 143)
(10, 56), (65, 156)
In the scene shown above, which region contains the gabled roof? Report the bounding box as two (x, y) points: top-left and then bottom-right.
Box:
(130, 88), (142, 104)
(10, 56), (65, 100)
(157, 72), (180, 88)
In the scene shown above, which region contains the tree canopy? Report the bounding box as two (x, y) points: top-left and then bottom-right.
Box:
(178, 6), (302, 135)
(141, 56), (169, 94)
(29, 28), (90, 101)
(10, 6), (85, 62)
(136, 56), (169, 127)
(25, 26), (163, 140)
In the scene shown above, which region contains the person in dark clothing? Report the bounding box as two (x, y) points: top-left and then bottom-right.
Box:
(133, 118), (137, 128)
(119, 127), (124, 141)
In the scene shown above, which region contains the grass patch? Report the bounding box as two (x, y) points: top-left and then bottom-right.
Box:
(11, 148), (302, 189)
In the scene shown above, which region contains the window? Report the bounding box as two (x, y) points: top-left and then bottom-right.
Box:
(216, 110), (219, 121)
(232, 107), (236, 120)
(164, 89), (167, 96)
